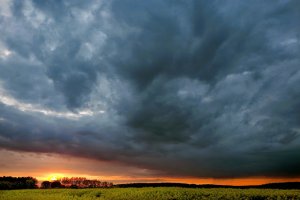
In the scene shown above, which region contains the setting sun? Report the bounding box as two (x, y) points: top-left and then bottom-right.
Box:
(46, 174), (64, 182)
(50, 176), (58, 181)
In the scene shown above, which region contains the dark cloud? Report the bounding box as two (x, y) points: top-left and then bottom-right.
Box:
(0, 0), (300, 179)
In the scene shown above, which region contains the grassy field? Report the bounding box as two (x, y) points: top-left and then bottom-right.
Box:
(1, 187), (300, 200)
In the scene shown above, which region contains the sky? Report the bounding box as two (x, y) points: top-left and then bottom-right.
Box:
(0, 0), (300, 185)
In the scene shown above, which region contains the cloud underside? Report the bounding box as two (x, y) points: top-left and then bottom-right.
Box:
(0, 0), (300, 178)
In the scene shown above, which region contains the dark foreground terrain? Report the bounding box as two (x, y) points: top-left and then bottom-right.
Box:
(1, 187), (300, 200)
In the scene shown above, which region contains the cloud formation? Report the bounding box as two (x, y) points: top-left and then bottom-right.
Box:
(0, 0), (300, 179)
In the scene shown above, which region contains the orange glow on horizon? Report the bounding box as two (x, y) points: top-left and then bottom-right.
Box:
(35, 173), (300, 186)
(158, 177), (300, 186)
(2, 150), (299, 186)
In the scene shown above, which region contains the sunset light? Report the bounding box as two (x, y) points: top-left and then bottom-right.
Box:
(48, 175), (59, 181)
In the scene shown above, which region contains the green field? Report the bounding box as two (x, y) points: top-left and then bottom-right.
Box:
(1, 187), (300, 200)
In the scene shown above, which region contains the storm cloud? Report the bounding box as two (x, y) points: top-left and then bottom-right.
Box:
(0, 0), (300, 179)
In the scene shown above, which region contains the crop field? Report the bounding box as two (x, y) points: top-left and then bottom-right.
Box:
(1, 188), (300, 200)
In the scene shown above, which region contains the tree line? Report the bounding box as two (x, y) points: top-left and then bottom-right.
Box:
(41, 177), (113, 189)
(0, 176), (113, 190)
(0, 176), (38, 190)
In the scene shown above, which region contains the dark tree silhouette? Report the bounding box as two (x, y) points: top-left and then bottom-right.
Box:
(60, 177), (113, 188)
(0, 176), (37, 190)
(50, 181), (62, 188)
(69, 184), (78, 189)
(41, 181), (51, 189)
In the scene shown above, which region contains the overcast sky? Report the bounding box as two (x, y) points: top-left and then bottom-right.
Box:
(0, 0), (300, 182)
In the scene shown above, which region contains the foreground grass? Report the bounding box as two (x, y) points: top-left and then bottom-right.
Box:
(1, 187), (300, 200)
